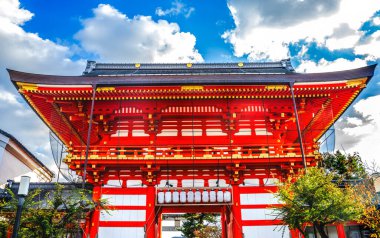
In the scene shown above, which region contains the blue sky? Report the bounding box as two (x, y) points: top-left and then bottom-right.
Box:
(0, 0), (380, 174)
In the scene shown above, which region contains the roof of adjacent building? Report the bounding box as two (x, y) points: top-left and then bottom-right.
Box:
(0, 128), (54, 178)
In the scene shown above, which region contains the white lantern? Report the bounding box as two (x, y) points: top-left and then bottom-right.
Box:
(187, 190), (194, 203)
(202, 189), (209, 202)
(172, 190), (179, 203)
(180, 189), (187, 203)
(165, 190), (172, 203)
(158, 190), (164, 204)
(194, 189), (201, 203)
(210, 189), (217, 203)
(217, 189), (224, 202)
(224, 190), (231, 203)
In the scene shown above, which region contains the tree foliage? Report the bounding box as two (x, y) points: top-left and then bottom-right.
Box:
(178, 213), (221, 238)
(321, 151), (367, 179)
(353, 177), (380, 237)
(0, 184), (107, 238)
(274, 167), (363, 238)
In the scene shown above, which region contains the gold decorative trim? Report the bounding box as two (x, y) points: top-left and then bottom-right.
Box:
(96, 87), (115, 92)
(265, 85), (288, 90)
(16, 82), (38, 91)
(181, 85), (204, 91)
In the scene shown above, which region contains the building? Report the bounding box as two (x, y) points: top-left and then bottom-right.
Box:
(8, 60), (376, 238)
(0, 129), (53, 185)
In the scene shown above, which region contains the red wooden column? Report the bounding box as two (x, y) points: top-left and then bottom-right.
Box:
(221, 206), (227, 238)
(290, 229), (300, 238)
(145, 185), (156, 238)
(89, 186), (101, 238)
(231, 184), (243, 238)
(336, 224), (347, 238)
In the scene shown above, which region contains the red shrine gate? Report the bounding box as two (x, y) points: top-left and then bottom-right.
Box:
(9, 60), (375, 237)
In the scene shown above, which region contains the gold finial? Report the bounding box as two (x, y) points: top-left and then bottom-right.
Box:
(135, 63), (141, 68)
(186, 63), (192, 68)
(238, 62), (244, 67)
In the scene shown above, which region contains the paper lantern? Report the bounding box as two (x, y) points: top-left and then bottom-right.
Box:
(210, 189), (217, 203)
(217, 189), (224, 202)
(158, 191), (164, 204)
(224, 190), (231, 202)
(202, 189), (209, 202)
(172, 190), (179, 203)
(194, 189), (201, 203)
(180, 189), (187, 203)
(187, 190), (194, 203)
(165, 190), (172, 203)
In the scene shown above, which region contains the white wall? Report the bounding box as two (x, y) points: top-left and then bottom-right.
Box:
(98, 227), (144, 238)
(0, 149), (37, 184)
(243, 225), (289, 238)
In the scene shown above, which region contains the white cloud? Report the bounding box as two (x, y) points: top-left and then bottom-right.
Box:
(335, 95), (380, 163)
(155, 0), (195, 18)
(373, 16), (380, 26)
(76, 4), (202, 63)
(354, 30), (380, 59)
(223, 0), (380, 60)
(0, 0), (33, 25)
(0, 0), (84, 176)
(296, 58), (367, 73)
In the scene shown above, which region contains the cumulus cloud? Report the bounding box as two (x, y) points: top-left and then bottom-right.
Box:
(296, 58), (368, 73)
(0, 0), (85, 177)
(75, 4), (202, 63)
(155, 0), (195, 18)
(354, 30), (380, 59)
(335, 95), (380, 163)
(223, 0), (380, 61)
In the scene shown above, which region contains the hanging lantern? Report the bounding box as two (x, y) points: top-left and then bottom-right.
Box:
(194, 189), (201, 203)
(224, 190), (232, 203)
(210, 189), (217, 203)
(187, 189), (194, 203)
(165, 190), (172, 203)
(180, 189), (187, 203)
(217, 189), (224, 202)
(172, 189), (179, 203)
(158, 190), (164, 204)
(202, 189), (209, 202)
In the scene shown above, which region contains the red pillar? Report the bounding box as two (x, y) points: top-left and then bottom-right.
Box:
(336, 224), (346, 238)
(157, 213), (162, 238)
(290, 229), (300, 238)
(231, 185), (243, 238)
(221, 206), (226, 238)
(89, 186), (101, 238)
(145, 185), (156, 238)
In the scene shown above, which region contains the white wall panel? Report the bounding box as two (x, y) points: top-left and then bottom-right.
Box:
(263, 178), (279, 186)
(241, 179), (260, 186)
(127, 180), (143, 187)
(182, 179), (204, 187)
(158, 179), (178, 187)
(240, 193), (279, 205)
(101, 195), (146, 206)
(104, 180), (123, 188)
(208, 179), (227, 187)
(243, 225), (289, 238)
(241, 208), (276, 220)
(98, 227), (144, 238)
(100, 210), (146, 221)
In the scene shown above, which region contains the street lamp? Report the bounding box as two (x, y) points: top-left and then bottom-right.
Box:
(11, 176), (30, 238)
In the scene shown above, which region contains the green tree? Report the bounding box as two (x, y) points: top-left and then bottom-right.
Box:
(321, 151), (367, 179)
(274, 167), (363, 238)
(0, 184), (107, 238)
(178, 213), (221, 238)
